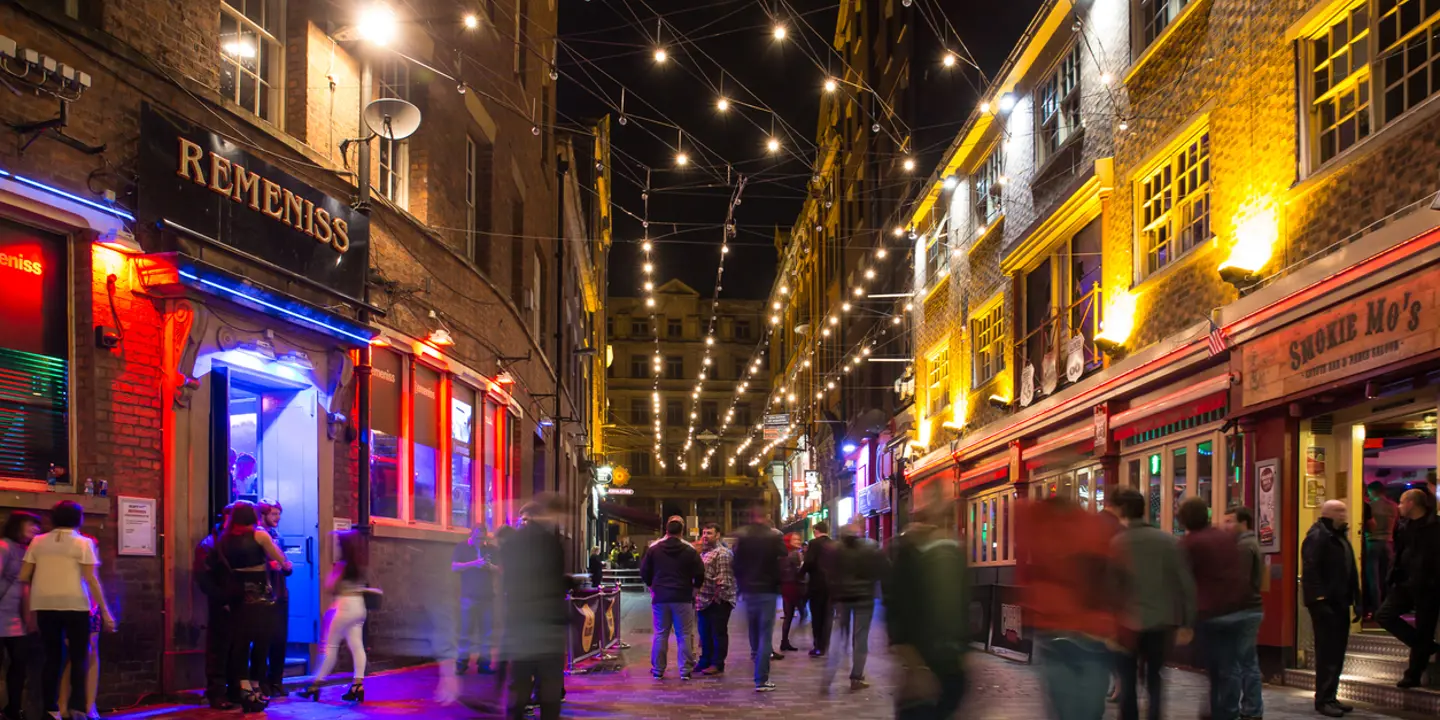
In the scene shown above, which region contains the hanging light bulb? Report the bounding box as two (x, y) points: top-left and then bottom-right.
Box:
(643, 262), (653, 273)
(654, 48), (668, 63)
(644, 281), (653, 291)
(842, 302), (851, 311)
(675, 152), (689, 166)
(1100, 71), (1114, 86)
(780, 285), (790, 294)
(705, 336), (715, 346)
(853, 287), (864, 297)
(642, 240), (653, 251)
(766, 137), (781, 153)
(772, 301), (781, 310)
(463, 13), (479, 29)
(902, 157), (916, 171)
(721, 244), (730, 254)
(980, 101), (992, 113)
(773, 24), (787, 40)
(876, 247), (888, 259)
(865, 268), (876, 279)
(771, 315), (780, 324)
(717, 97), (730, 111)
(824, 78), (838, 93)
(942, 52), (956, 68)
(646, 297), (655, 307)
(893, 227), (905, 237)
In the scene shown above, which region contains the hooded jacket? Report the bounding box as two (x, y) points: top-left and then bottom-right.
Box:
(640, 535), (705, 604)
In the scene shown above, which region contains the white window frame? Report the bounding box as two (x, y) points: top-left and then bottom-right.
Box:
(1037, 44), (1083, 165)
(1136, 129), (1211, 280)
(218, 0), (285, 124)
(376, 58), (410, 209)
(966, 486), (1016, 567)
(973, 147), (1005, 230)
(1139, 0), (1195, 48)
(927, 345), (950, 416)
(1121, 429), (1224, 535)
(971, 296), (1006, 389)
(925, 227), (949, 285)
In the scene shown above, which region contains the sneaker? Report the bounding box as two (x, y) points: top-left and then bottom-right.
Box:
(652, 671), (664, 681)
(699, 667), (723, 676)
(680, 673), (692, 681)
(771, 651), (785, 660)
(850, 678), (870, 692)
(755, 681), (777, 693)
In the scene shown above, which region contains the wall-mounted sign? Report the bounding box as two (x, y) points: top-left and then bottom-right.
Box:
(1041, 347), (1058, 395)
(118, 496), (157, 557)
(1093, 404), (1109, 456)
(0, 220), (66, 358)
(139, 105), (369, 300)
(1019, 363), (1036, 407)
(1065, 335), (1085, 383)
(1241, 267), (1440, 407)
(603, 487), (634, 495)
(1255, 458), (1280, 554)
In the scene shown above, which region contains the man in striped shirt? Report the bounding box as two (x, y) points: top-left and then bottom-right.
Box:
(693, 523), (737, 676)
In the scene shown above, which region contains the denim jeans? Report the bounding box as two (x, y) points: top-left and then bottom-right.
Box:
(695, 602), (732, 672)
(1035, 633), (1113, 720)
(1197, 612), (1249, 720)
(743, 593), (777, 686)
(650, 602), (697, 675)
(1233, 609), (1264, 718)
(824, 599), (875, 686)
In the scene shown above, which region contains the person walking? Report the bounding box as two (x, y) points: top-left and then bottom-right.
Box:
(212, 500), (291, 713)
(298, 530), (369, 703)
(822, 522), (887, 693)
(18, 501), (115, 720)
(499, 497), (572, 720)
(257, 501), (291, 698)
(1, 512), (41, 720)
(1018, 496), (1122, 720)
(1224, 506), (1266, 720)
(885, 504), (970, 720)
(732, 508), (787, 692)
(1302, 499), (1360, 716)
(1179, 497), (1256, 720)
(640, 518), (705, 680)
(779, 533), (806, 653)
(1376, 488), (1440, 690)
(801, 522), (836, 657)
(194, 505), (237, 709)
(588, 546), (605, 590)
(1363, 482), (1398, 619)
(693, 523), (736, 677)
(452, 524), (497, 675)
(1111, 489), (1195, 720)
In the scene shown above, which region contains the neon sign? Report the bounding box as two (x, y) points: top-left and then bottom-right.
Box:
(0, 249), (42, 275)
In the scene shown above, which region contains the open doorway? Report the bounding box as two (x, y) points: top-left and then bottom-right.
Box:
(211, 360), (321, 676)
(1359, 409), (1436, 627)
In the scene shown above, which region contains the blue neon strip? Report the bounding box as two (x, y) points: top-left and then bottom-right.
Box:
(179, 269), (373, 345)
(0, 168), (136, 222)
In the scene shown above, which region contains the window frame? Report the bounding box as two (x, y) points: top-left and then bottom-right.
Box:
(966, 486), (1017, 567)
(218, 0), (285, 124)
(1135, 127), (1211, 281)
(465, 135), (479, 260)
(667, 317), (684, 338)
(1140, 0), (1195, 49)
(926, 344), (950, 416)
(665, 355), (684, 380)
(1036, 43), (1083, 165)
(971, 295), (1007, 389)
(973, 146), (1006, 230)
(375, 57), (410, 209)
(1120, 428), (1224, 535)
(925, 229), (950, 285)
(630, 318), (650, 337)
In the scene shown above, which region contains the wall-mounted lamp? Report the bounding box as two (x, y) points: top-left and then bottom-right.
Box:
(987, 394), (1012, 411)
(1095, 289), (1139, 355)
(1218, 204), (1278, 289)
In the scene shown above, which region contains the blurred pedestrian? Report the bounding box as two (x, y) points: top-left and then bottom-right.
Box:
(884, 505), (969, 720)
(588, 546), (605, 590)
(822, 522), (887, 693)
(257, 500), (291, 698)
(1178, 497), (1251, 720)
(0, 511), (41, 720)
(1224, 506), (1265, 720)
(1363, 482), (1398, 619)
(640, 518), (704, 680)
(1377, 488), (1440, 690)
(1018, 496), (1122, 720)
(57, 601), (100, 720)
(193, 505), (236, 709)
(732, 507), (786, 692)
(693, 523), (736, 677)
(19, 501), (116, 720)
(452, 524), (498, 675)
(299, 530), (369, 703)
(212, 500), (290, 713)
(499, 496), (571, 720)
(1112, 488), (1195, 720)
(779, 533), (806, 652)
(802, 522), (835, 657)
(1302, 499), (1359, 716)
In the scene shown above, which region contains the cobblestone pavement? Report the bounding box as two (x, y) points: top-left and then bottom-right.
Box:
(110, 595), (1425, 720)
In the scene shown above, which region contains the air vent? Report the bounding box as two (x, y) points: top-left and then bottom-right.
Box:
(1310, 415), (1334, 435)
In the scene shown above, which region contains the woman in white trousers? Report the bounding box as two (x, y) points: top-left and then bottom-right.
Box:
(299, 531), (368, 703)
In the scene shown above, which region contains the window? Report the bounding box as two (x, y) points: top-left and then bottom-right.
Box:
(376, 58), (410, 207)
(1123, 431), (1223, 534)
(465, 137), (478, 258)
(734, 357), (749, 380)
(0, 222), (70, 486)
(1311, 5), (1372, 164)
(630, 318), (649, 337)
(630, 399), (651, 425)
(667, 318), (683, 338)
(735, 404), (751, 427)
(927, 345), (950, 416)
(973, 147), (1005, 229)
(1141, 0), (1194, 47)
(708, 456), (723, 477)
(412, 364), (441, 524)
(971, 299), (1006, 388)
(1038, 45), (1082, 163)
(464, 135), (494, 265)
(925, 231), (949, 284)
(967, 487), (1016, 566)
(630, 451), (652, 476)
(605, 317), (614, 337)
(666, 355), (684, 379)
(218, 0), (284, 123)
(450, 384), (477, 529)
(702, 401), (719, 429)
(629, 355), (647, 379)
(666, 399), (684, 425)
(514, 0), (529, 82)
(1378, 0), (1440, 123)
(734, 319), (752, 340)
(1138, 130), (1210, 278)
(370, 349), (403, 519)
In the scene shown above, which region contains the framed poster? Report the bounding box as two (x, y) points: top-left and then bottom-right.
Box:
(118, 496), (157, 556)
(1255, 458), (1280, 554)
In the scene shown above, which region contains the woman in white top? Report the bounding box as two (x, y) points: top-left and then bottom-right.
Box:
(19, 501), (114, 720)
(298, 530), (369, 704)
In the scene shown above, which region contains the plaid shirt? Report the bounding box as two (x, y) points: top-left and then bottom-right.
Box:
(696, 545), (737, 609)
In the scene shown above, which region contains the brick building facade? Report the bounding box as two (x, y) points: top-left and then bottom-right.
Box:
(0, 0), (602, 709)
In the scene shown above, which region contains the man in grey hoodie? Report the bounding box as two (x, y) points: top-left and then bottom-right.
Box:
(1112, 488), (1196, 720)
(1224, 506), (1266, 720)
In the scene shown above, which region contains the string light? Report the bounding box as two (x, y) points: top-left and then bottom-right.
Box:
(463, 14), (479, 29)
(772, 24), (787, 40)
(766, 137), (781, 153)
(654, 48), (669, 63)
(902, 157), (916, 171)
(717, 97), (730, 112)
(675, 152), (689, 166)
(824, 78), (838, 93)
(942, 53), (956, 68)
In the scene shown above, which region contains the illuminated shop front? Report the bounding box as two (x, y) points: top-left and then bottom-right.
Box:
(0, 214), (70, 486)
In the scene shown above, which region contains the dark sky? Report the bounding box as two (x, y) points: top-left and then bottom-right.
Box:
(557, 0), (1044, 300)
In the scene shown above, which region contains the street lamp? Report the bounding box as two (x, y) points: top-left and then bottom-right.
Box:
(356, 5), (398, 46)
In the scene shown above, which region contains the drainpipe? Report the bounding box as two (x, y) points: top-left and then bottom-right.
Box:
(356, 58), (374, 536)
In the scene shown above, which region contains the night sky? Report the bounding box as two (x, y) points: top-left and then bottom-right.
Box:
(557, 0), (1044, 300)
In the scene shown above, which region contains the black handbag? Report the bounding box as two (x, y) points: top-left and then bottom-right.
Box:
(215, 536), (274, 606)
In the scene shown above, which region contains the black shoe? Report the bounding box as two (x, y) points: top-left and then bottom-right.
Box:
(1316, 703), (1344, 718)
(780, 643), (799, 652)
(340, 681), (364, 703)
(809, 649), (824, 658)
(1333, 700), (1354, 712)
(298, 683), (320, 702)
(1397, 675), (1422, 689)
(239, 689), (268, 714)
(680, 672), (692, 681)
(771, 651), (785, 660)
(652, 670), (664, 681)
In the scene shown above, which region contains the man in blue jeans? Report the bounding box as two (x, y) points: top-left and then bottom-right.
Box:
(732, 510), (787, 692)
(1180, 497), (1253, 720)
(639, 519), (705, 680)
(1224, 506), (1266, 720)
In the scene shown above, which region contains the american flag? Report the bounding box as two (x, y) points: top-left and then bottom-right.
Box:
(1207, 322), (1229, 357)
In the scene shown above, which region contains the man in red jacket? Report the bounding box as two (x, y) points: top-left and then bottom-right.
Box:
(1178, 497), (1251, 720)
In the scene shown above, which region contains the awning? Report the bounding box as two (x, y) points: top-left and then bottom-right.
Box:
(958, 456), (1010, 494)
(597, 501), (662, 530)
(1111, 373), (1232, 442)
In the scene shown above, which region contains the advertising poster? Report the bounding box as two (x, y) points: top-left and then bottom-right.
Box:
(568, 593), (602, 664)
(988, 585), (1031, 663)
(1255, 458), (1281, 554)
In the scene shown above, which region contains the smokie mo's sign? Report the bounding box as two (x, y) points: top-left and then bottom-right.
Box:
(1242, 265), (1440, 407)
(139, 105), (369, 300)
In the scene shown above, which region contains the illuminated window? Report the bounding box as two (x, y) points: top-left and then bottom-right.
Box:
(1138, 129), (1210, 278)
(412, 364), (441, 524)
(376, 58), (410, 208)
(1377, 0), (1440, 123)
(1140, 0), (1195, 47)
(971, 299), (1006, 388)
(0, 222), (69, 486)
(967, 487), (1016, 566)
(1037, 44), (1082, 163)
(926, 345), (950, 416)
(218, 0), (283, 123)
(1311, 5), (1372, 164)
(973, 147), (1005, 228)
(925, 228), (949, 284)
(450, 384), (477, 529)
(369, 348), (403, 519)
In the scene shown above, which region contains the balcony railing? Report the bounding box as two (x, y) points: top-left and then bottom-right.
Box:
(1014, 286), (1102, 400)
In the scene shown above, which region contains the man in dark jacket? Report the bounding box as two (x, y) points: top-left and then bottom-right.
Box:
(821, 523), (888, 692)
(640, 519), (705, 680)
(1377, 488), (1440, 689)
(884, 505), (969, 720)
(1178, 497), (1250, 720)
(194, 505), (236, 709)
(501, 496), (572, 720)
(1302, 499), (1360, 717)
(732, 509), (787, 692)
(802, 521), (836, 657)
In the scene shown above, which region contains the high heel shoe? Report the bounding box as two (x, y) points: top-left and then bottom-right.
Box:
(341, 681), (364, 703)
(239, 689), (269, 713)
(297, 684), (321, 702)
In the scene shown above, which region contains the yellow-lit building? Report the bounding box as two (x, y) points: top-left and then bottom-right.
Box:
(902, 0), (1440, 704)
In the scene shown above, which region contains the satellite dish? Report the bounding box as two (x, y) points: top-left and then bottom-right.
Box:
(363, 98), (422, 140)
